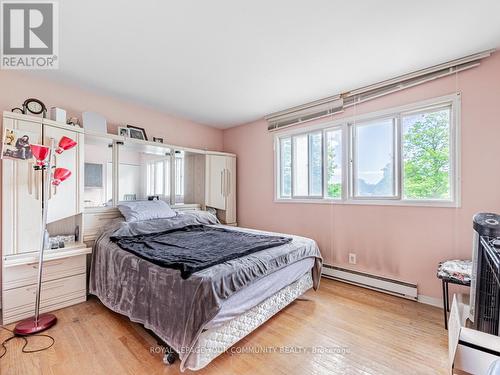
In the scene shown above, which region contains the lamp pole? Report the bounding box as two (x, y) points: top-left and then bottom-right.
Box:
(33, 138), (55, 324)
(14, 138), (58, 335)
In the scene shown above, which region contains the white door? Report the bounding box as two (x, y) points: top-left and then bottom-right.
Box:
(2, 116), (43, 256)
(44, 125), (80, 223)
(224, 157), (237, 224)
(205, 154), (226, 210)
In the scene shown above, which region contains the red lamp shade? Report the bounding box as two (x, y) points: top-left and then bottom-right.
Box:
(30, 144), (50, 166)
(52, 168), (71, 185)
(55, 136), (77, 154)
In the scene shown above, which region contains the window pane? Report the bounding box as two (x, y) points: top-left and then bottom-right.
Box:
(146, 163), (153, 196)
(164, 159), (171, 198)
(293, 135), (308, 196)
(355, 118), (395, 197)
(175, 154), (184, 203)
(402, 107), (451, 200)
(155, 161), (164, 195)
(309, 132), (322, 196)
(280, 138), (292, 197)
(326, 129), (342, 199)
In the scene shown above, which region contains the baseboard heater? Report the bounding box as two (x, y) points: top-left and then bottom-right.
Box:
(322, 264), (418, 300)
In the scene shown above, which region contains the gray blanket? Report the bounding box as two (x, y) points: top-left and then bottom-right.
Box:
(89, 211), (322, 370)
(110, 224), (293, 278)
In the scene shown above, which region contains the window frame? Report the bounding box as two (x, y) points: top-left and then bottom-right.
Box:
(323, 125), (345, 201)
(350, 116), (400, 200)
(279, 137), (292, 198)
(400, 104), (454, 202)
(274, 93), (461, 208)
(289, 131), (324, 199)
(146, 157), (171, 198)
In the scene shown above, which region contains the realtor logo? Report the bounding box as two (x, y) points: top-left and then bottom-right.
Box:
(1, 1), (59, 69)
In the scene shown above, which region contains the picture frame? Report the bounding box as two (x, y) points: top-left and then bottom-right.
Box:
(84, 162), (104, 188)
(118, 126), (130, 137)
(153, 137), (164, 143)
(1, 127), (35, 160)
(127, 125), (147, 141)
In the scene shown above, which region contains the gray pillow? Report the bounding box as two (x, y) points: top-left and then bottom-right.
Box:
(117, 200), (176, 222)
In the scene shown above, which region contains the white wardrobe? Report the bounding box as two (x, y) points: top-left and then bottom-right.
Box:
(205, 153), (237, 225)
(1, 112), (89, 325)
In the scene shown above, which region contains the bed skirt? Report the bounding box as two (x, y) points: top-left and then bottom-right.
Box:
(183, 271), (313, 371)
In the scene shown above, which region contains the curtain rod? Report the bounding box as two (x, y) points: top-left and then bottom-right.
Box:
(265, 49), (495, 121)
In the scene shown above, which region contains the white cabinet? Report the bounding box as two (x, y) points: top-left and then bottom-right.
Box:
(2, 254), (89, 324)
(2, 112), (87, 324)
(2, 115), (43, 256)
(205, 153), (236, 224)
(2, 113), (84, 256)
(44, 123), (84, 223)
(206, 154), (227, 210)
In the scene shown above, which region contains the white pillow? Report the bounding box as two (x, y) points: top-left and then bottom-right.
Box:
(117, 200), (176, 222)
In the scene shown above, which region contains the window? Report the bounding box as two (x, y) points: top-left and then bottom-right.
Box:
(402, 106), (451, 200)
(280, 138), (292, 197)
(275, 95), (459, 206)
(293, 134), (308, 196)
(285, 132), (323, 198)
(146, 159), (170, 198)
(325, 129), (342, 199)
(175, 154), (184, 202)
(353, 118), (396, 198)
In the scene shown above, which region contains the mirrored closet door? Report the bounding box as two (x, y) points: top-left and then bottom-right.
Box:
(83, 134), (114, 208)
(117, 140), (172, 203)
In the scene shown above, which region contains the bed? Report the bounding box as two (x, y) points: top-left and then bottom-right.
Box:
(89, 209), (322, 371)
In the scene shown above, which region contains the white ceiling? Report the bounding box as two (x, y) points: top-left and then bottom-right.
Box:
(40, 0), (500, 128)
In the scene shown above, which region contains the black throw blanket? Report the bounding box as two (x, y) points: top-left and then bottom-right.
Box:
(110, 225), (292, 279)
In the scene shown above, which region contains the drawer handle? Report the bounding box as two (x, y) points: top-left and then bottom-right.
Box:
(42, 282), (66, 291)
(31, 261), (64, 268)
(26, 282), (66, 293)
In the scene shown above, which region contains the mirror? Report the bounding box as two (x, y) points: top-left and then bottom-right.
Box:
(84, 136), (206, 208)
(177, 150), (206, 206)
(84, 135), (113, 208)
(118, 140), (172, 203)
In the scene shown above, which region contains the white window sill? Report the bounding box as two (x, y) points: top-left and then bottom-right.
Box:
(274, 198), (460, 208)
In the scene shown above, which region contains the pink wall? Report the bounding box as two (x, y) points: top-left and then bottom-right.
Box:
(223, 51), (500, 299)
(0, 71), (224, 151)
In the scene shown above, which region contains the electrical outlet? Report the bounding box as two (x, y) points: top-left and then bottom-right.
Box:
(348, 253), (357, 265)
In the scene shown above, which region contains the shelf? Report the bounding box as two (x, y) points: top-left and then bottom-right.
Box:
(3, 243), (92, 267)
(84, 129), (235, 157)
(2, 111), (84, 133)
(84, 202), (202, 215)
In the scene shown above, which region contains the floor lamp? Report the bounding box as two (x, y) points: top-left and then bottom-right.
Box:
(13, 136), (77, 335)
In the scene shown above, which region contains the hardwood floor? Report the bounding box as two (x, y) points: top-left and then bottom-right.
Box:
(0, 278), (448, 375)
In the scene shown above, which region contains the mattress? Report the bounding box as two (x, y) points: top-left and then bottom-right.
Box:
(207, 257), (314, 329)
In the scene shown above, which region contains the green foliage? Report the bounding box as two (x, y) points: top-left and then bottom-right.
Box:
(328, 183), (341, 198)
(326, 134), (341, 198)
(281, 139), (292, 196)
(403, 110), (450, 199)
